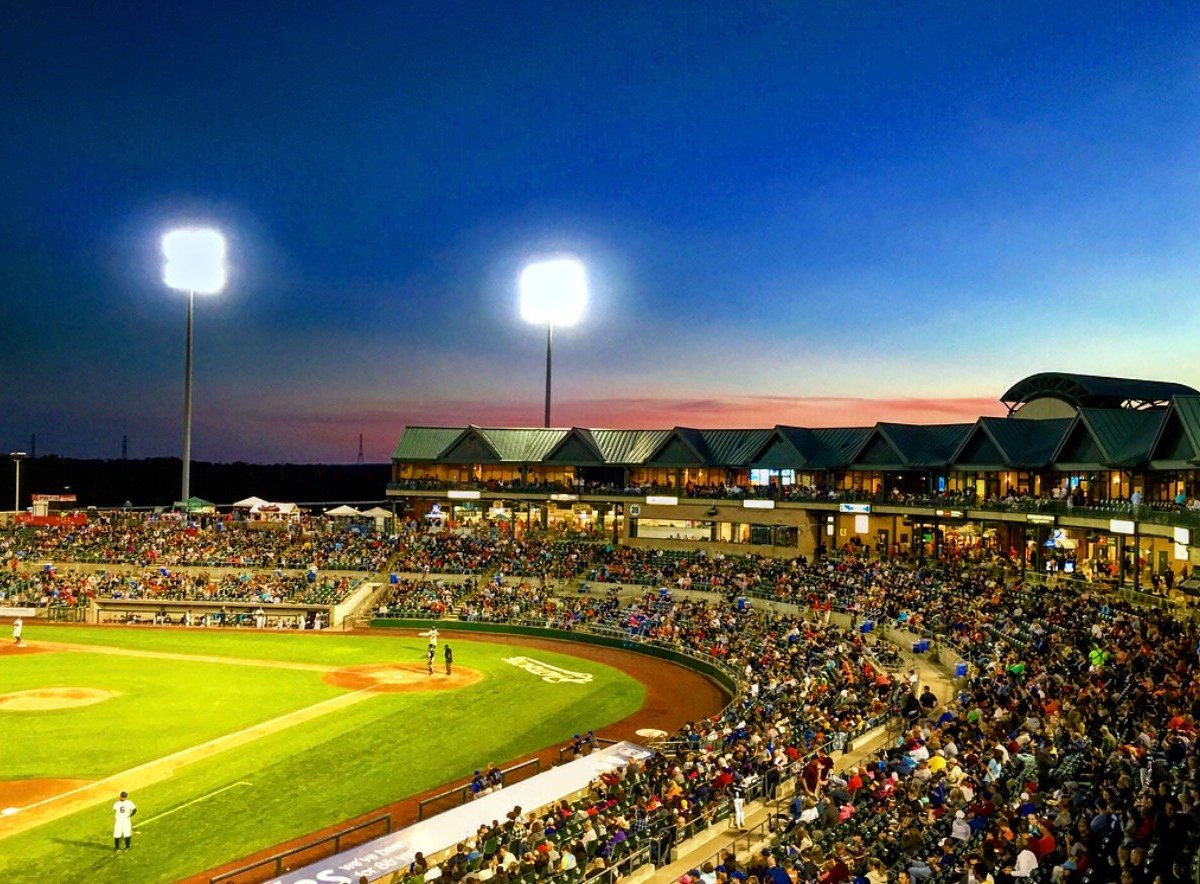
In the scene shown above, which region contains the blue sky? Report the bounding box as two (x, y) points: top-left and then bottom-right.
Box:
(1, 1), (1198, 461)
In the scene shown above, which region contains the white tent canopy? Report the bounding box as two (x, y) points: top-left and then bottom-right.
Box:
(360, 506), (392, 518)
(250, 501), (301, 516)
(325, 505), (362, 517)
(232, 495), (269, 509)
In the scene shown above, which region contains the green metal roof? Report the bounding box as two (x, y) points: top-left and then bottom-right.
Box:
(861, 423), (973, 469)
(950, 423), (1007, 470)
(1052, 417), (1105, 469)
(1150, 396), (1200, 467)
(388, 400), (1182, 473)
(391, 427), (468, 461)
(1174, 397), (1200, 452)
(808, 427), (873, 467)
(478, 428), (571, 462)
(697, 429), (774, 465)
(977, 417), (1073, 468)
(589, 429), (672, 464)
(1002, 372), (1199, 411)
(544, 428), (607, 464)
(1077, 408), (1164, 466)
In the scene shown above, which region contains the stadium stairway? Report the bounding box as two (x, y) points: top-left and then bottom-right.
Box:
(646, 649), (955, 883)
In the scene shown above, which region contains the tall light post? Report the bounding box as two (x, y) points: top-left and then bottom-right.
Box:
(8, 451), (27, 512)
(162, 228), (227, 502)
(519, 257), (587, 427)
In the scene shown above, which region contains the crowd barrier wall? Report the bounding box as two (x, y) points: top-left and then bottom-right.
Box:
(370, 618), (741, 700)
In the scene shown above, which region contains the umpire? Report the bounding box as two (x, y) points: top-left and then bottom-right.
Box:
(444, 644), (453, 675)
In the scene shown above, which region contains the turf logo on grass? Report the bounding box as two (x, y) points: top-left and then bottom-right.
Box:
(502, 656), (594, 684)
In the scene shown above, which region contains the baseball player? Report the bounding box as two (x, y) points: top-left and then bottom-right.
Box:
(112, 790), (136, 850)
(12, 616), (23, 646)
(426, 626), (439, 650)
(426, 644), (435, 675)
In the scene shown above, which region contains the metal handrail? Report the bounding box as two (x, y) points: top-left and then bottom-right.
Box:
(209, 813), (391, 883)
(417, 757), (542, 820)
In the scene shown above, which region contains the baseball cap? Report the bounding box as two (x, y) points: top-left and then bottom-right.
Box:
(119, 791), (128, 798)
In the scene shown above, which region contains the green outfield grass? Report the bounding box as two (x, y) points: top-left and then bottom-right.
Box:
(0, 623), (646, 883)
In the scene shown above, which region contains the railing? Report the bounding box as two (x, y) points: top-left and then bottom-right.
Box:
(691, 738), (842, 873)
(556, 737), (620, 765)
(210, 813), (391, 884)
(44, 604), (87, 622)
(417, 757), (541, 820)
(388, 479), (1200, 529)
(580, 841), (656, 884)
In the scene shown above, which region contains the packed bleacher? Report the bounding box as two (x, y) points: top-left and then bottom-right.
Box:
(0, 566), (360, 607)
(0, 513), (394, 571)
(6, 512), (1200, 880)
(374, 553), (1200, 884)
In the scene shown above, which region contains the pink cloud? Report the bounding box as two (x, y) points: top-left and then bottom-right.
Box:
(211, 393), (1007, 462)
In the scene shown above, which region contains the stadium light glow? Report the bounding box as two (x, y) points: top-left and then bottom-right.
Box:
(162, 227), (227, 503)
(519, 257), (587, 327)
(162, 228), (227, 295)
(519, 257), (587, 427)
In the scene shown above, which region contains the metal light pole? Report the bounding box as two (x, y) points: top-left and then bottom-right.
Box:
(9, 451), (27, 512)
(183, 288), (195, 500)
(520, 257), (587, 429)
(162, 228), (227, 503)
(544, 321), (553, 428)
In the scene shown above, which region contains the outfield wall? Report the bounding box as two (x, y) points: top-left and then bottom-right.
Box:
(370, 618), (741, 700)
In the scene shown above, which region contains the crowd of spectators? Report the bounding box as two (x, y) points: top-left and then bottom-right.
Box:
(0, 565), (359, 607)
(388, 476), (1200, 516)
(0, 514), (393, 571)
(379, 553), (1200, 884)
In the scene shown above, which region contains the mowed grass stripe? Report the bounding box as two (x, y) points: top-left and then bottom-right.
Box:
(30, 639), (336, 672)
(0, 685), (378, 841)
(32, 625), (435, 666)
(0, 653), (346, 779)
(0, 630), (645, 884)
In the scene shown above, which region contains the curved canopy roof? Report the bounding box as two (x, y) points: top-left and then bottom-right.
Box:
(1001, 372), (1198, 412)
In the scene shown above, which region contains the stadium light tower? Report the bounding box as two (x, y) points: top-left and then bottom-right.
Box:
(519, 257), (587, 427)
(8, 451), (26, 512)
(162, 228), (227, 502)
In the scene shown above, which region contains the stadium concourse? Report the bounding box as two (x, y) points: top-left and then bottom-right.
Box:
(4, 518), (1200, 882)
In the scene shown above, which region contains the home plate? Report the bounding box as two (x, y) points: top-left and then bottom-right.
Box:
(1, 808), (18, 816)
(635, 728), (668, 740)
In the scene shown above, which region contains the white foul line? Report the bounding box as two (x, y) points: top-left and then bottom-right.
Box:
(4, 685), (377, 818)
(137, 781), (252, 827)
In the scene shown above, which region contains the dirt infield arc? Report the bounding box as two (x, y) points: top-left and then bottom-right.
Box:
(323, 662), (484, 692)
(189, 630), (727, 884)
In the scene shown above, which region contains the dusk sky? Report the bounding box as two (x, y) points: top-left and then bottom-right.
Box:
(2, 2), (1199, 463)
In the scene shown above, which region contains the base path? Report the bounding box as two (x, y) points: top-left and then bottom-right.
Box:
(191, 629), (729, 884)
(0, 686), (379, 842)
(23, 639), (337, 673)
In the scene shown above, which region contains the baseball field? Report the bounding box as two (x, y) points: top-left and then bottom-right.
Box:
(0, 623), (661, 883)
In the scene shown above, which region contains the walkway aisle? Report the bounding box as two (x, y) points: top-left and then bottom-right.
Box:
(646, 647), (958, 883)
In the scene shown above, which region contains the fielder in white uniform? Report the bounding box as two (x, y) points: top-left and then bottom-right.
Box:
(11, 617), (22, 646)
(112, 790), (136, 850)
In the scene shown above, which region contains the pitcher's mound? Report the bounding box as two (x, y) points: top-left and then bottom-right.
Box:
(0, 644), (51, 657)
(323, 662), (483, 693)
(0, 688), (117, 711)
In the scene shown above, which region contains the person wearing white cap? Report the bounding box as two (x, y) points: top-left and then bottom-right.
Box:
(950, 809), (971, 842)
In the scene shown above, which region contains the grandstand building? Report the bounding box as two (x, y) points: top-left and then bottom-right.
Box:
(388, 373), (1200, 590)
